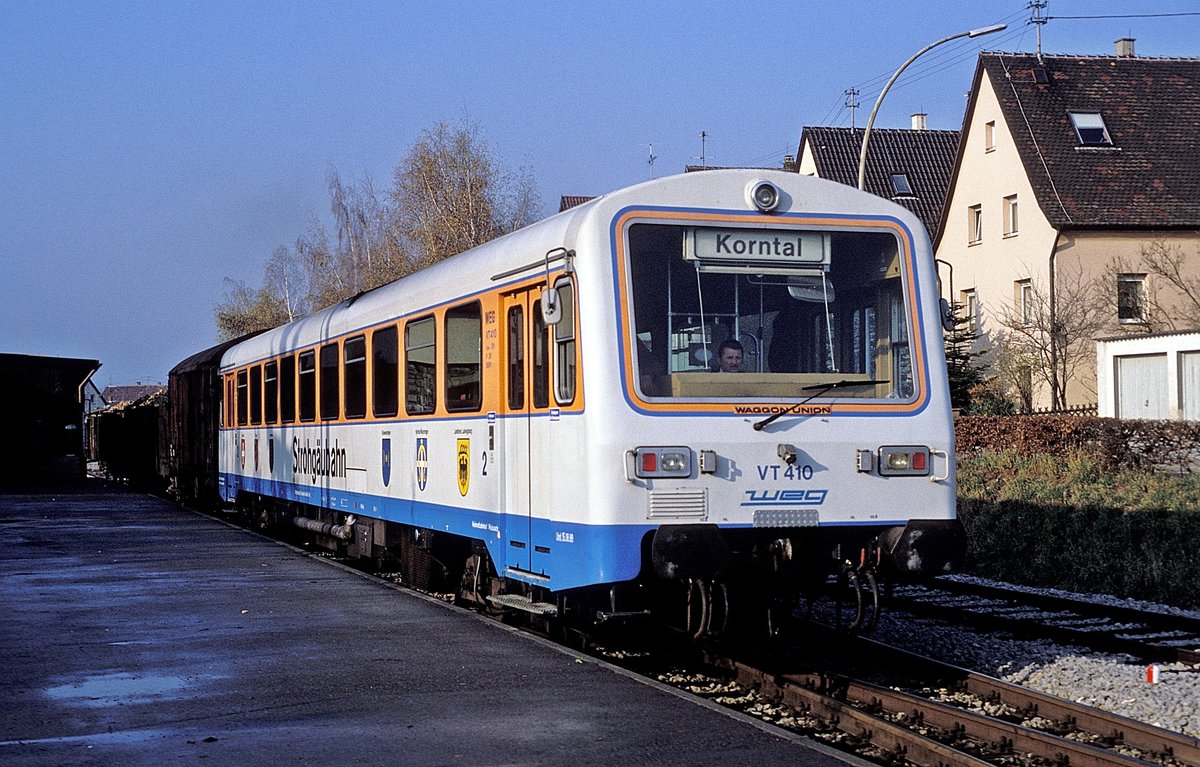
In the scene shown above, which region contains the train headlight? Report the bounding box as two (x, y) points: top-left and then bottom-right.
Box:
(630, 447), (693, 478)
(747, 179), (781, 213)
(877, 446), (930, 476)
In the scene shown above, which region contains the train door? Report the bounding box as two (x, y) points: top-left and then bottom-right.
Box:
(499, 289), (540, 573)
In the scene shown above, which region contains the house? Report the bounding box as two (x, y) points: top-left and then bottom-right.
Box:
(796, 117), (961, 239)
(935, 41), (1200, 411)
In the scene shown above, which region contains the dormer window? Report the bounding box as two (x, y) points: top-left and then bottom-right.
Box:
(1069, 111), (1113, 146)
(890, 173), (914, 197)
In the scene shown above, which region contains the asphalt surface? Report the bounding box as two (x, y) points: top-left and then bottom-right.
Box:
(0, 483), (864, 766)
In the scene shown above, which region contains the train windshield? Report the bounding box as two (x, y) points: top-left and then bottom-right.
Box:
(627, 223), (915, 400)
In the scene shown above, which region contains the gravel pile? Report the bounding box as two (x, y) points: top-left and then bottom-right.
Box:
(870, 593), (1200, 738)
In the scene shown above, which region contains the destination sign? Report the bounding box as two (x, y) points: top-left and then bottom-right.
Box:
(687, 228), (830, 266)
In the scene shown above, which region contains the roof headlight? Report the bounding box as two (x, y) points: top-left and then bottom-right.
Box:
(747, 180), (781, 213)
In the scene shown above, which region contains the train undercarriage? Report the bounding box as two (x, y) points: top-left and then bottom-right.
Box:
(231, 492), (963, 640)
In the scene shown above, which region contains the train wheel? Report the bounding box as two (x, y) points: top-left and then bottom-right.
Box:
(685, 578), (711, 639)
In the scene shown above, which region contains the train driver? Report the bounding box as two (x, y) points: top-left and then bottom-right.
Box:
(712, 338), (744, 373)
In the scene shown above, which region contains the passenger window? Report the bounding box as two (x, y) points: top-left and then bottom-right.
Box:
(507, 306), (524, 410)
(279, 354), (296, 423)
(344, 335), (366, 419)
(406, 316), (436, 415)
(298, 350), (316, 422)
(225, 376), (234, 427)
(445, 302), (482, 412)
(249, 365), (263, 425)
(532, 301), (549, 409)
(372, 326), (399, 418)
(554, 280), (576, 404)
(264, 360), (278, 424)
(320, 343), (339, 420)
(236, 369), (248, 426)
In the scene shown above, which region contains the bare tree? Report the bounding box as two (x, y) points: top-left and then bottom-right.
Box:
(393, 119), (539, 268)
(994, 263), (1108, 410)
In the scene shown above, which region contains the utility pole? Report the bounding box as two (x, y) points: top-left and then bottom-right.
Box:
(698, 131), (708, 167)
(844, 88), (860, 128)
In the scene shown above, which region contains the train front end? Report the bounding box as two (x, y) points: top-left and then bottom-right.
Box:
(584, 171), (961, 629)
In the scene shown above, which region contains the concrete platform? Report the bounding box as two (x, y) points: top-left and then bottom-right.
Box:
(0, 484), (862, 766)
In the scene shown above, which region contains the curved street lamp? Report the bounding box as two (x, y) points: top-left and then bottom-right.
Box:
(857, 23), (1007, 191)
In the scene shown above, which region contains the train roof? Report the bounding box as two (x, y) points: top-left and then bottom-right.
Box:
(219, 170), (929, 370)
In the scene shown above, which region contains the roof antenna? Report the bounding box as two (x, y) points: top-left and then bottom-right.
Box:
(698, 130), (709, 167)
(1028, 0), (1048, 63)
(647, 144), (657, 179)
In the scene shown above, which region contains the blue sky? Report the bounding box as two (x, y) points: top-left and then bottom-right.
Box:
(2, 1), (1197, 387)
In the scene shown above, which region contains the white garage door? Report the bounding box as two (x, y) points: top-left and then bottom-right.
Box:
(1182, 352), (1200, 421)
(1116, 354), (1168, 420)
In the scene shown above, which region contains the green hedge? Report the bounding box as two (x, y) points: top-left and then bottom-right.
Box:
(955, 447), (1200, 610)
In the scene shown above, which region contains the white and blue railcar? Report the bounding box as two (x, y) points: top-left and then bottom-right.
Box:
(216, 170), (961, 633)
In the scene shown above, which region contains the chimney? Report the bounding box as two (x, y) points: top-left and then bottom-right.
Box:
(1115, 37), (1136, 58)
(783, 154), (796, 172)
(911, 113), (928, 130)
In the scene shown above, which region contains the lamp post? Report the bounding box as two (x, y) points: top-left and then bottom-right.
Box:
(857, 23), (1007, 190)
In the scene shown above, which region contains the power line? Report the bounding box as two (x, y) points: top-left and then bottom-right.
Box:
(1048, 12), (1200, 19)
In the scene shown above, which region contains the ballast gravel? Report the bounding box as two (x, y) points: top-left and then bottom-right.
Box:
(869, 593), (1200, 738)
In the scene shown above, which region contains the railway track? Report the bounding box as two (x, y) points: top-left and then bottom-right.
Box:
(624, 627), (1200, 767)
(885, 578), (1200, 665)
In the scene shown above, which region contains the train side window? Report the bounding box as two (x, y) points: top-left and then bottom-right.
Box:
(298, 350), (316, 422)
(532, 300), (549, 408)
(372, 325), (399, 418)
(279, 354), (296, 423)
(507, 306), (524, 410)
(236, 369), (248, 426)
(445, 302), (481, 412)
(553, 280), (576, 404)
(344, 335), (366, 419)
(264, 360), (278, 424)
(405, 316), (436, 415)
(225, 375), (234, 427)
(249, 365), (263, 425)
(320, 343), (340, 420)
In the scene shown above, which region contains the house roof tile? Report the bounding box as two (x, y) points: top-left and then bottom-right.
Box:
(980, 51), (1200, 229)
(798, 126), (960, 236)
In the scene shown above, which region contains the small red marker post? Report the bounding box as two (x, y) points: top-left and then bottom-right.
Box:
(1146, 664), (1161, 684)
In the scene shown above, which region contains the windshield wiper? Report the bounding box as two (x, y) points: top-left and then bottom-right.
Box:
(752, 379), (891, 431)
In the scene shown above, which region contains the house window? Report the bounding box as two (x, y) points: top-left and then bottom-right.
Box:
(961, 289), (978, 334)
(1117, 274), (1147, 323)
(984, 121), (995, 152)
(1069, 111), (1113, 146)
(1003, 195), (1018, 236)
(968, 205), (982, 244)
(890, 173), (914, 197)
(1016, 279), (1034, 326)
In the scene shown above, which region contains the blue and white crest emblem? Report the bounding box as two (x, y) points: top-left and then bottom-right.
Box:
(381, 438), (392, 487)
(415, 438), (429, 491)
